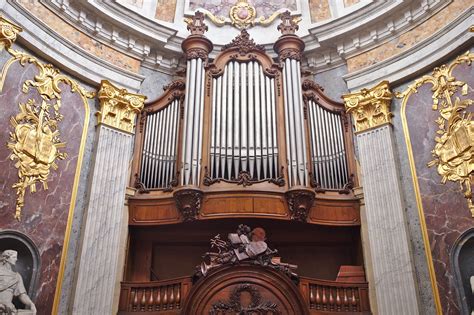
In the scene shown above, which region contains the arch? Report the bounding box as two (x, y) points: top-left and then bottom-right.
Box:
(452, 228), (474, 315)
(182, 264), (309, 314)
(0, 230), (40, 299)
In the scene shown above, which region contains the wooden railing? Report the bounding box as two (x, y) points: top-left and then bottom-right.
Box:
(118, 277), (192, 314)
(300, 277), (370, 314)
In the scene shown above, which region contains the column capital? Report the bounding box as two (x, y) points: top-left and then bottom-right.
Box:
(97, 80), (146, 134)
(0, 16), (22, 51)
(343, 81), (393, 133)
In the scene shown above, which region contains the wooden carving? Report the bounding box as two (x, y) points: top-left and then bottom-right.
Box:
(173, 188), (203, 221)
(285, 189), (315, 222)
(210, 283), (279, 314)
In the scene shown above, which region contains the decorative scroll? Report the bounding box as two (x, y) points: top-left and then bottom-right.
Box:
(196, 225), (298, 281)
(97, 80), (146, 134)
(2, 17), (95, 220)
(343, 81), (393, 132)
(197, 0), (291, 29)
(210, 283), (279, 314)
(396, 51), (474, 216)
(203, 167), (285, 187)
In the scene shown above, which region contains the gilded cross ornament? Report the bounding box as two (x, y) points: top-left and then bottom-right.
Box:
(97, 80), (146, 134)
(2, 16), (94, 220)
(396, 51), (474, 216)
(343, 81), (393, 132)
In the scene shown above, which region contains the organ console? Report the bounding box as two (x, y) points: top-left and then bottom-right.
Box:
(123, 11), (367, 315)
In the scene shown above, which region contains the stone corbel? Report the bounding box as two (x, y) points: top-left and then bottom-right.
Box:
(0, 16), (22, 51)
(285, 188), (315, 222)
(343, 81), (393, 133)
(96, 80), (146, 134)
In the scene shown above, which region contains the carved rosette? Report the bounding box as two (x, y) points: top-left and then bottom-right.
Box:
(97, 80), (146, 134)
(173, 188), (203, 221)
(0, 16), (22, 51)
(343, 81), (393, 132)
(285, 189), (315, 222)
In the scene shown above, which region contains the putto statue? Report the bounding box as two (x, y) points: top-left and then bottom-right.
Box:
(0, 250), (36, 314)
(196, 225), (298, 282)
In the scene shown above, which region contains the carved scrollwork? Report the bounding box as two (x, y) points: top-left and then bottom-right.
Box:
(396, 51), (474, 216)
(185, 47), (209, 60)
(278, 48), (301, 62)
(203, 167), (285, 187)
(0, 16), (22, 51)
(285, 189), (315, 222)
(210, 284), (279, 315)
(173, 188), (203, 221)
(222, 29), (265, 55)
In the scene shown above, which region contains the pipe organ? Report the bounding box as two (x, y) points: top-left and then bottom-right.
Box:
(130, 11), (358, 220)
(124, 12), (366, 315)
(209, 61), (279, 182)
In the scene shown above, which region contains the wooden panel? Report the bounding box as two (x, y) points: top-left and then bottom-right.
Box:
(129, 199), (180, 225)
(201, 193), (288, 218)
(308, 198), (360, 226)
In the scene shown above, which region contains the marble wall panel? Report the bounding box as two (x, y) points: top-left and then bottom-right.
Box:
(0, 57), (89, 314)
(308, 0), (332, 23)
(400, 57), (474, 314)
(155, 0), (177, 22)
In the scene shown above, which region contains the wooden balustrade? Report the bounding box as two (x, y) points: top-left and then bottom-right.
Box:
(118, 277), (192, 314)
(300, 277), (370, 314)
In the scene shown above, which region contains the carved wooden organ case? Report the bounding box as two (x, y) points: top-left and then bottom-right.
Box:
(123, 12), (368, 315)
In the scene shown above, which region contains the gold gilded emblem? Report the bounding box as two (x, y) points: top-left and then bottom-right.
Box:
(397, 51), (474, 216)
(7, 99), (67, 220)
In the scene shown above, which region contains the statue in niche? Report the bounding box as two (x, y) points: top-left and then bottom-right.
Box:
(0, 250), (36, 314)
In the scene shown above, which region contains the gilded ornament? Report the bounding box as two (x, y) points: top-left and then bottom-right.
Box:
(396, 51), (474, 216)
(0, 16), (22, 51)
(343, 81), (393, 132)
(97, 80), (146, 133)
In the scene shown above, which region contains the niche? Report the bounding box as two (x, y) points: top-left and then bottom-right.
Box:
(453, 229), (474, 315)
(0, 230), (40, 299)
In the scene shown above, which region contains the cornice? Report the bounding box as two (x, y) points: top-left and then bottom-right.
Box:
(344, 7), (474, 91)
(1, 1), (144, 91)
(29, 0), (450, 74)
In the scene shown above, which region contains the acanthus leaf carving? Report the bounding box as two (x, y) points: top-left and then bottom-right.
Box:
(222, 29), (265, 55)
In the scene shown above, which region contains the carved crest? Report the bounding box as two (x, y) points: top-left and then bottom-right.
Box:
(196, 225), (298, 281)
(222, 29), (265, 55)
(210, 283), (279, 314)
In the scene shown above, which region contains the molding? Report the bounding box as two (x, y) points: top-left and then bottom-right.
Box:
(344, 6), (474, 91)
(28, 0), (450, 74)
(0, 1), (144, 91)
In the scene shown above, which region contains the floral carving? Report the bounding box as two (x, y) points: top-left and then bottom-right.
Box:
(210, 284), (279, 315)
(222, 29), (265, 55)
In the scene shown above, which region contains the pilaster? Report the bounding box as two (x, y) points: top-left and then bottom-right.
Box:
(343, 82), (420, 315)
(72, 81), (145, 314)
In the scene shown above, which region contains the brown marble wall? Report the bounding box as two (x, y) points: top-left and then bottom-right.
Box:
(347, 0), (466, 72)
(0, 58), (89, 314)
(17, 0), (141, 73)
(155, 0), (177, 22)
(309, 0), (332, 23)
(402, 58), (474, 314)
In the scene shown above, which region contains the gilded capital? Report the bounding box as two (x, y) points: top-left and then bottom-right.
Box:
(0, 16), (22, 51)
(97, 80), (146, 134)
(343, 81), (393, 132)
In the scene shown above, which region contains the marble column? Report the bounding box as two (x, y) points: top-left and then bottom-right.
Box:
(72, 81), (145, 314)
(344, 82), (420, 315)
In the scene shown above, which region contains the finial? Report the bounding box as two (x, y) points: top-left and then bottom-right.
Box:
(277, 11), (300, 35)
(185, 11), (208, 35)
